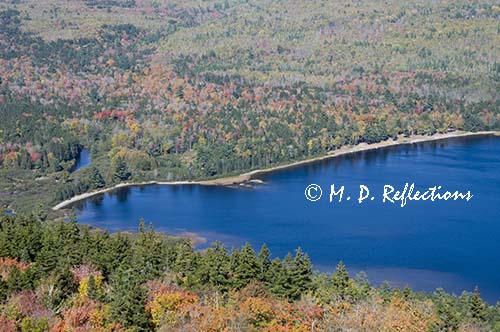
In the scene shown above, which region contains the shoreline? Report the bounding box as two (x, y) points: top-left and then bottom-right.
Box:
(52, 130), (499, 211)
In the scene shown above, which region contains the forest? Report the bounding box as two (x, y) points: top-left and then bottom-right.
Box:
(0, 0), (499, 212)
(0, 1), (499, 330)
(1, 213), (500, 332)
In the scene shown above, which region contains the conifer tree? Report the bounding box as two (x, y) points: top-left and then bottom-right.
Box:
(194, 242), (231, 293)
(45, 268), (78, 310)
(89, 166), (106, 189)
(86, 274), (101, 301)
(63, 216), (84, 266)
(332, 261), (351, 300)
(471, 286), (487, 321)
(0, 278), (7, 302)
(0, 215), (42, 262)
(132, 219), (164, 280)
(233, 243), (259, 289)
(257, 243), (271, 282)
(433, 289), (461, 331)
(6, 267), (33, 294)
(36, 230), (60, 275)
(267, 257), (290, 298)
(109, 267), (152, 332)
(113, 157), (131, 182)
(102, 233), (133, 276)
(289, 248), (313, 298)
(173, 240), (197, 275)
(32, 203), (47, 222)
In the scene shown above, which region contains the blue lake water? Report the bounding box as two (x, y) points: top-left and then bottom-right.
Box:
(74, 149), (91, 171)
(73, 135), (500, 303)
(3, 209), (15, 216)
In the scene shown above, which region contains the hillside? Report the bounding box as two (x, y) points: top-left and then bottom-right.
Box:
(1, 1), (500, 331)
(0, 0), (499, 209)
(1, 214), (499, 332)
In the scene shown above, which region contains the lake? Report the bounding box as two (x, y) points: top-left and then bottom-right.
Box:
(73, 135), (500, 303)
(73, 149), (91, 171)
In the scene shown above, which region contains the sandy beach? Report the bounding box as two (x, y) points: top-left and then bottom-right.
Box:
(52, 130), (499, 211)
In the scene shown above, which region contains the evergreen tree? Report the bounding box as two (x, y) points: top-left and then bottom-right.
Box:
(378, 281), (393, 302)
(267, 251), (312, 300)
(197, 242), (231, 292)
(89, 166), (106, 189)
(113, 157), (131, 182)
(0, 215), (43, 262)
(233, 243), (259, 289)
(462, 110), (484, 132)
(32, 203), (47, 222)
(0, 278), (7, 302)
(109, 267), (152, 332)
(96, 232), (133, 278)
(132, 219), (165, 279)
(86, 274), (102, 301)
(353, 271), (371, 300)
(61, 216), (83, 266)
(289, 248), (313, 299)
(45, 268), (78, 310)
(267, 257), (290, 298)
(6, 267), (34, 294)
(471, 286), (487, 321)
(432, 289), (461, 331)
(332, 261), (351, 300)
(173, 240), (197, 274)
(257, 243), (271, 282)
(35, 236), (59, 276)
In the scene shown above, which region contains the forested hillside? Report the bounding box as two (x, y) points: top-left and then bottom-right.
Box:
(1, 214), (500, 332)
(0, 0), (499, 211)
(0, 2), (499, 331)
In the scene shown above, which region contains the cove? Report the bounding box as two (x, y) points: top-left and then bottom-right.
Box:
(73, 148), (91, 171)
(72, 135), (500, 303)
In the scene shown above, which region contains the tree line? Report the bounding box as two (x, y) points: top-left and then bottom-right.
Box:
(0, 213), (499, 331)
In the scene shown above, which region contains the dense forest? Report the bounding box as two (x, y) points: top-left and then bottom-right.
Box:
(0, 213), (500, 332)
(0, 2), (499, 329)
(0, 0), (499, 211)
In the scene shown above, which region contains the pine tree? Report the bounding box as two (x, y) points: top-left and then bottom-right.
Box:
(289, 248), (313, 299)
(104, 233), (133, 274)
(353, 271), (371, 300)
(198, 242), (231, 292)
(36, 230), (60, 275)
(109, 267), (152, 332)
(59, 216), (83, 267)
(403, 286), (412, 299)
(0, 278), (7, 302)
(257, 243), (271, 282)
(86, 274), (102, 301)
(6, 267), (33, 294)
(113, 157), (131, 182)
(233, 243), (259, 289)
(45, 268), (78, 310)
(433, 289), (461, 331)
(332, 261), (351, 300)
(89, 166), (106, 189)
(266, 258), (290, 298)
(173, 240), (197, 275)
(132, 219), (165, 280)
(32, 203), (47, 222)
(0, 215), (43, 262)
(471, 286), (487, 321)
